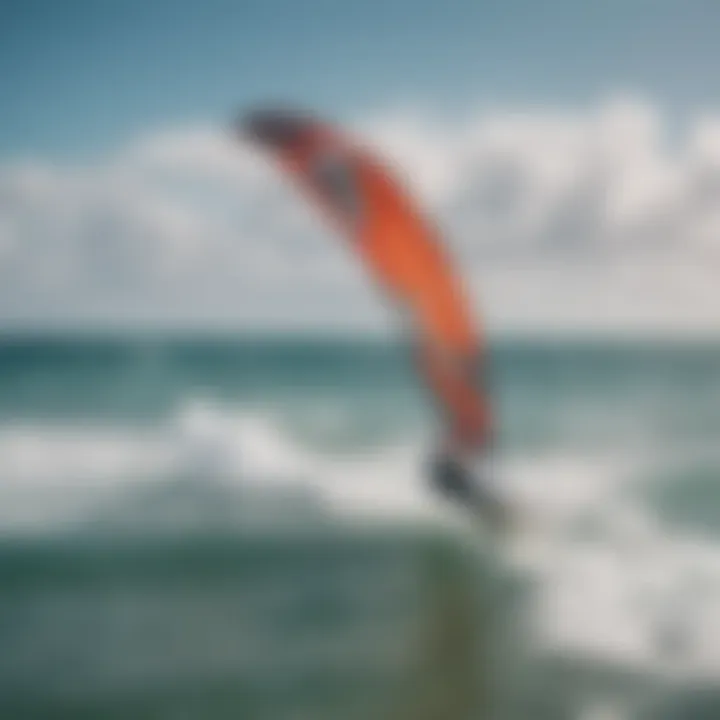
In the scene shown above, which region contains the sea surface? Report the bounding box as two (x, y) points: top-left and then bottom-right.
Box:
(1, 335), (720, 719)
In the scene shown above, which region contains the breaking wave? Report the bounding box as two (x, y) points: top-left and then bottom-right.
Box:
(1, 395), (720, 693)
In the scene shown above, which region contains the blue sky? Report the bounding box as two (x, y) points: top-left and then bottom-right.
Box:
(2, 0), (720, 333)
(2, 0), (719, 160)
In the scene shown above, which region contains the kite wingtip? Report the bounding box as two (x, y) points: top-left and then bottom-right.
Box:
(233, 105), (319, 148)
(427, 446), (512, 534)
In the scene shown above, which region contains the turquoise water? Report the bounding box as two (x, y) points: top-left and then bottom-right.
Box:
(1, 336), (720, 718)
(2, 336), (719, 449)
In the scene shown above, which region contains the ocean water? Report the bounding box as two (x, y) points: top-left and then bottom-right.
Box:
(1, 335), (720, 719)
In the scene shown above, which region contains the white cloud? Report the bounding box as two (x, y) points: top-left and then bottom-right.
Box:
(1, 97), (719, 334)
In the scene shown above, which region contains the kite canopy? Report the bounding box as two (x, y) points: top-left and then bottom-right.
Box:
(238, 107), (493, 454)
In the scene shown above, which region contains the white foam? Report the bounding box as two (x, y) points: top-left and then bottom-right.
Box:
(0, 398), (444, 531)
(510, 470), (720, 683)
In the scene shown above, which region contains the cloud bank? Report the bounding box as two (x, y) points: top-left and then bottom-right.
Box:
(1, 97), (719, 335)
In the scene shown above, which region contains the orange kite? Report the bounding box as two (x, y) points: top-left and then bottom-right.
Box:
(239, 108), (494, 462)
